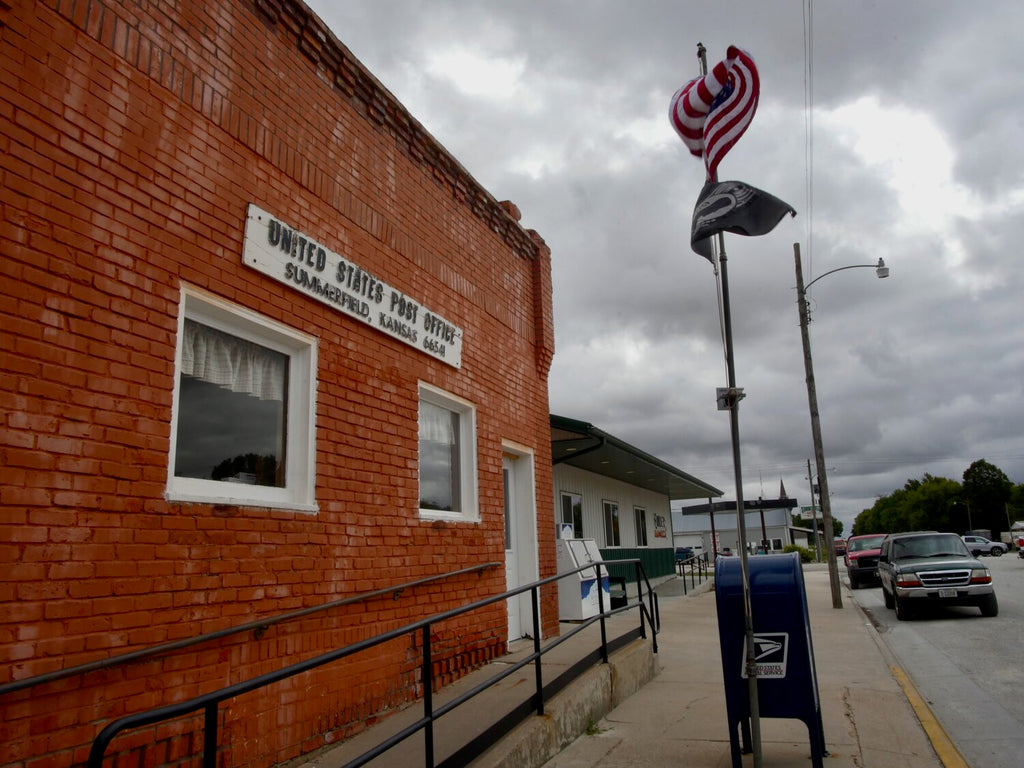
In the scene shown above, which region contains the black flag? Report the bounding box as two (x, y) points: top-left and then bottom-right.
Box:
(691, 180), (796, 261)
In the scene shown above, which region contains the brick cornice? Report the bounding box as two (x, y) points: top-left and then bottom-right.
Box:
(253, 0), (545, 261)
(40, 0), (546, 264)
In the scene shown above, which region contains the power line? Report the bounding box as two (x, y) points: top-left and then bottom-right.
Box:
(802, 0), (814, 274)
(682, 451), (1024, 479)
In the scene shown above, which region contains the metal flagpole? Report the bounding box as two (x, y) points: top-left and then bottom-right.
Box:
(697, 41), (763, 768)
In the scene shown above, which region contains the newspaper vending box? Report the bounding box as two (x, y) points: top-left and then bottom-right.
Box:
(555, 538), (610, 621)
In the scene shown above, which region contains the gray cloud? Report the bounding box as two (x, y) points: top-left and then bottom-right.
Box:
(307, 0), (1024, 529)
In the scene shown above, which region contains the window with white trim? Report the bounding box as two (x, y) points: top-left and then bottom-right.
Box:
(634, 507), (648, 546)
(560, 492), (584, 538)
(418, 383), (478, 520)
(603, 500), (621, 547)
(167, 288), (317, 511)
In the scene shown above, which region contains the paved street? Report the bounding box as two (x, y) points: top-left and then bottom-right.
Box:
(847, 552), (1024, 768)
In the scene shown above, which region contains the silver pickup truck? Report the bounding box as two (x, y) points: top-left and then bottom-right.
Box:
(877, 531), (998, 620)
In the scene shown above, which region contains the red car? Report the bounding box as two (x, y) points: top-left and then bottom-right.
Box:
(844, 534), (888, 589)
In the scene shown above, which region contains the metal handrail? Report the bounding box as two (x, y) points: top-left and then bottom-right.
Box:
(1, 561), (501, 697)
(87, 558), (659, 768)
(675, 552), (711, 593)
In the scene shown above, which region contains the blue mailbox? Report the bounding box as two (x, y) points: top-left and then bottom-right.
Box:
(715, 552), (826, 768)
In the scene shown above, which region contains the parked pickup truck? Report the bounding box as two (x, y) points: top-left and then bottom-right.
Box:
(844, 533), (887, 589)
(877, 531), (998, 620)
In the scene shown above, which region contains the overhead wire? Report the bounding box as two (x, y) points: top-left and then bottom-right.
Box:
(802, 0), (814, 278)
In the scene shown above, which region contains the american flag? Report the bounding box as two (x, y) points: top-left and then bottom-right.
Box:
(669, 46), (760, 180)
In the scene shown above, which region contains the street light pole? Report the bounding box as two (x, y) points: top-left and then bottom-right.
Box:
(793, 243), (889, 609)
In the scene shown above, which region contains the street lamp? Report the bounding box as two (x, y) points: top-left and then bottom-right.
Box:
(951, 499), (972, 532)
(793, 243), (889, 609)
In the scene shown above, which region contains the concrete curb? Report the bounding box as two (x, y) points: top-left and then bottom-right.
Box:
(843, 585), (970, 768)
(889, 665), (970, 768)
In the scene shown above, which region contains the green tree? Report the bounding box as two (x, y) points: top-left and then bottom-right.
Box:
(851, 505), (879, 536)
(962, 459), (1012, 536)
(912, 475), (962, 532)
(1008, 483), (1024, 528)
(851, 475), (962, 535)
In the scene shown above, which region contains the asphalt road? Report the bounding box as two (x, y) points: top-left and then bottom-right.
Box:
(847, 551), (1024, 768)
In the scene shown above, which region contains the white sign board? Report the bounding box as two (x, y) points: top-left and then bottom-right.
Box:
(242, 204), (463, 368)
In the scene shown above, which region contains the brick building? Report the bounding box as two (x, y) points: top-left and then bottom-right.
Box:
(0, 1), (557, 765)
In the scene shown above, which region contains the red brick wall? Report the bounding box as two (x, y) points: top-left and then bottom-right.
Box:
(0, 1), (557, 766)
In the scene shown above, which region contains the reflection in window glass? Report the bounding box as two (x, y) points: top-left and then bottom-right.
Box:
(561, 492), (583, 538)
(174, 320), (288, 487)
(603, 501), (620, 547)
(634, 507), (648, 546)
(419, 399), (460, 511)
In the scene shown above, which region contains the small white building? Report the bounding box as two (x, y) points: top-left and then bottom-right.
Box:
(673, 497), (805, 556)
(551, 415), (723, 580)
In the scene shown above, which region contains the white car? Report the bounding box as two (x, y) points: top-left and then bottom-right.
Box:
(961, 534), (1008, 557)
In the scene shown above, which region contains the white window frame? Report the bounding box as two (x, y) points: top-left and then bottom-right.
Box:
(418, 382), (478, 522)
(167, 286), (318, 512)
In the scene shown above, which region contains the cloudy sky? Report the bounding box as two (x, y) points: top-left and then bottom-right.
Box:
(305, 0), (1024, 531)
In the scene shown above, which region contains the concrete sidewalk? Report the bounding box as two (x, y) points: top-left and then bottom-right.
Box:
(521, 565), (950, 768)
(294, 565), (953, 768)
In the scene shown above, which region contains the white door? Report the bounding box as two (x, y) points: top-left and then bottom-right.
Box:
(502, 451), (537, 641)
(503, 457), (522, 639)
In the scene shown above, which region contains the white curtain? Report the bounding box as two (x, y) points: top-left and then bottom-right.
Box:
(181, 320), (286, 401)
(419, 400), (456, 445)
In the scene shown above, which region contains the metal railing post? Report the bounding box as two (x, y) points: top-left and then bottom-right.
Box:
(203, 703), (218, 766)
(633, 561), (647, 639)
(85, 558), (659, 768)
(421, 625), (434, 767)
(596, 563), (608, 663)
(531, 586), (544, 715)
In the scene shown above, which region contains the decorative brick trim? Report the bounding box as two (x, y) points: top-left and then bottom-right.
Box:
(41, 0), (545, 265)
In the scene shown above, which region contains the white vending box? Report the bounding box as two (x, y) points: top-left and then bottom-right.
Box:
(556, 538), (611, 621)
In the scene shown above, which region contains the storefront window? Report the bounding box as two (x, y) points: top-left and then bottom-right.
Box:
(168, 288), (317, 511)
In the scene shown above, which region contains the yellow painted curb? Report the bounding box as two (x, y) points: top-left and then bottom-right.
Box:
(890, 665), (970, 768)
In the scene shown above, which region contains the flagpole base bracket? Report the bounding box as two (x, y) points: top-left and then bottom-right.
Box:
(717, 387), (746, 411)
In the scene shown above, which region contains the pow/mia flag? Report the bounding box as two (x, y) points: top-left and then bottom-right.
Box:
(691, 180), (796, 261)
